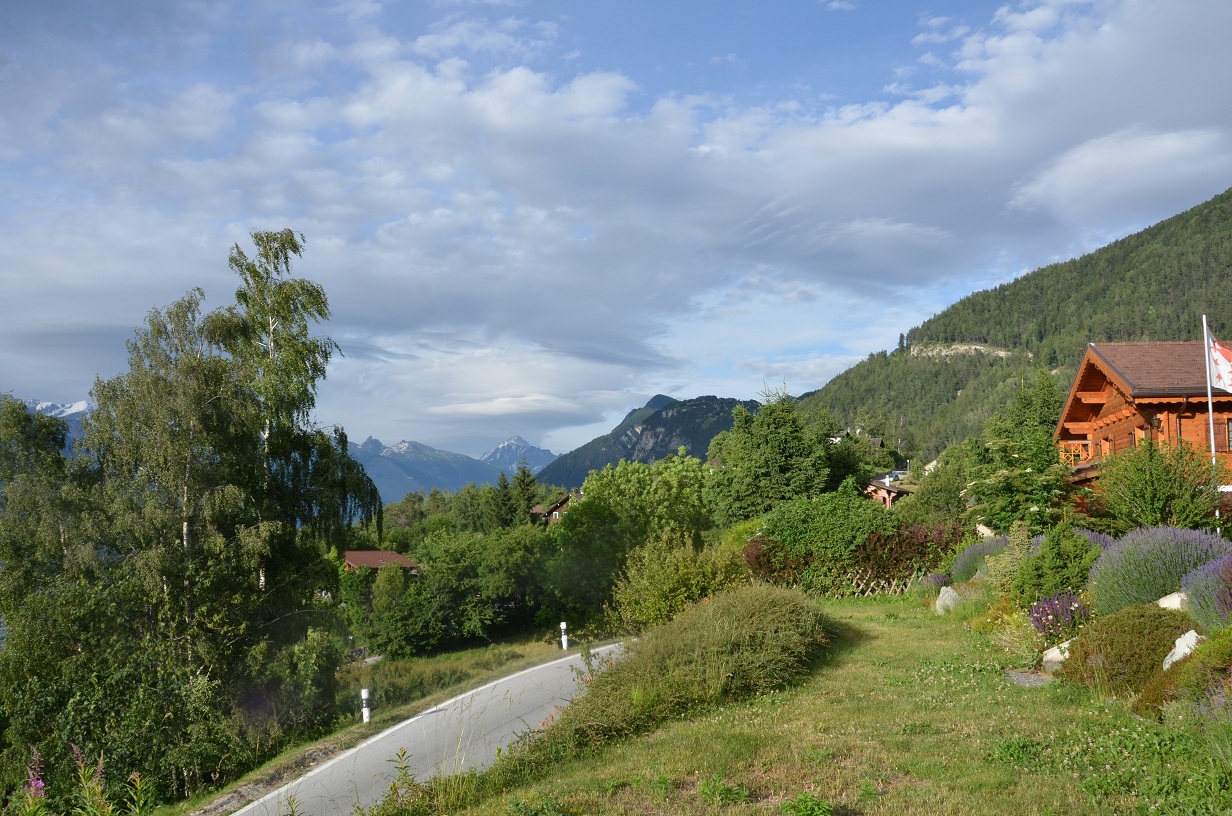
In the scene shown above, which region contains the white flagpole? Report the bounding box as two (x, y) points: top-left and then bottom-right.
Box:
(1203, 314), (1221, 532)
(1204, 315), (1219, 468)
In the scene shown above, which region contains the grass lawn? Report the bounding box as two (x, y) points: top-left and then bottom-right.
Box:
(443, 593), (1206, 815)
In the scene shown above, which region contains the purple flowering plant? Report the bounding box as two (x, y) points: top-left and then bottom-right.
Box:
(1028, 591), (1091, 643)
(17, 748), (49, 816)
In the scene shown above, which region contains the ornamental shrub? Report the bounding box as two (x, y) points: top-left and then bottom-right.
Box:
(1009, 522), (1101, 608)
(853, 519), (965, 582)
(949, 536), (1008, 583)
(1088, 527), (1232, 615)
(1027, 591), (1091, 644)
(1181, 554), (1232, 633)
(1134, 624), (1232, 721)
(1059, 603), (1194, 696)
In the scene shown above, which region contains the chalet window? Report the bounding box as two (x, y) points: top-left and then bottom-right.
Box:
(1226, 418), (1232, 452)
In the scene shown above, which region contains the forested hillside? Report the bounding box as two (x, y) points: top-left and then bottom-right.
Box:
(803, 187), (1232, 460)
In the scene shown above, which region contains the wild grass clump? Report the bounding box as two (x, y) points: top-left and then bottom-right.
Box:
(499, 584), (828, 775)
(1182, 554), (1232, 632)
(1059, 603), (1194, 696)
(1088, 527), (1232, 615)
(335, 646), (521, 714)
(949, 536), (1008, 583)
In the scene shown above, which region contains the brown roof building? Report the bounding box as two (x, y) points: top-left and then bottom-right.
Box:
(1055, 341), (1232, 483)
(343, 550), (419, 573)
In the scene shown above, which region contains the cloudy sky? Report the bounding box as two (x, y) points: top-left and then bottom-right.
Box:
(3, 1), (1232, 457)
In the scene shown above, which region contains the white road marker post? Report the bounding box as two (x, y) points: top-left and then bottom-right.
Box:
(361, 687), (370, 723)
(560, 621), (568, 650)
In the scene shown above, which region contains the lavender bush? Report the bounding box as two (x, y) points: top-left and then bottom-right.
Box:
(1028, 591), (1091, 644)
(950, 536), (1008, 583)
(1089, 527), (1232, 616)
(1182, 554), (1232, 633)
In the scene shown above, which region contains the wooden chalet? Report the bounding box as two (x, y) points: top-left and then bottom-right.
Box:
(1055, 341), (1232, 483)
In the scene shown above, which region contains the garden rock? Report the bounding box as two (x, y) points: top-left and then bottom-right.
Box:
(935, 586), (962, 615)
(1162, 629), (1205, 671)
(1157, 591), (1189, 611)
(1042, 639), (1072, 675)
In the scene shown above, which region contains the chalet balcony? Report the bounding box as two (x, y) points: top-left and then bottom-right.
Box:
(1058, 440), (1093, 467)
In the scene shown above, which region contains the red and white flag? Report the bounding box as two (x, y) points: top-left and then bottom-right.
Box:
(1210, 335), (1232, 391)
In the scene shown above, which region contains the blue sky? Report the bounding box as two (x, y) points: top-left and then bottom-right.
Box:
(4, 1), (1232, 457)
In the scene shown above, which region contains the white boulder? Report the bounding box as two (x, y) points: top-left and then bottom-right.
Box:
(935, 586), (962, 615)
(1156, 591), (1189, 611)
(1163, 630), (1205, 672)
(1042, 639), (1072, 676)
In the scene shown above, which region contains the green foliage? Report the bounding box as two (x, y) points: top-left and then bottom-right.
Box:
(780, 792), (834, 816)
(1094, 439), (1224, 532)
(1059, 604), (1194, 696)
(541, 452), (714, 623)
(1009, 522), (1101, 608)
(706, 389), (831, 527)
(754, 478), (897, 595)
(607, 526), (748, 632)
(1088, 527), (1232, 616)
(964, 371), (1070, 534)
(0, 232), (380, 801)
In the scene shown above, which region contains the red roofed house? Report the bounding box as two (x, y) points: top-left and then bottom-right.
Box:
(1054, 341), (1232, 485)
(343, 550), (419, 574)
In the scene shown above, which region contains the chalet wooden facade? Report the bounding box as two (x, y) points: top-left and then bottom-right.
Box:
(1054, 341), (1232, 482)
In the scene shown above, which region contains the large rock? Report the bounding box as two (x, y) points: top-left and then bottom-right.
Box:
(1042, 639), (1072, 676)
(1157, 591), (1189, 611)
(1163, 630), (1204, 671)
(935, 586), (962, 615)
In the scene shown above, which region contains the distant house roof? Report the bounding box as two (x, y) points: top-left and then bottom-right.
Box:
(532, 494), (573, 523)
(343, 550), (419, 572)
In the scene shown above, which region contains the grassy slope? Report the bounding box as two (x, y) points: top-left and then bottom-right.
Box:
(456, 595), (1139, 815)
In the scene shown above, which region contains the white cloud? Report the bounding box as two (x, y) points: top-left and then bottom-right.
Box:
(4, 0), (1232, 455)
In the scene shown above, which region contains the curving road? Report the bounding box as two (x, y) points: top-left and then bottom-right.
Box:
(231, 644), (619, 816)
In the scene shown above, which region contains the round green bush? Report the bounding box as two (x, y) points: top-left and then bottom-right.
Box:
(1134, 624), (1232, 721)
(1059, 603), (1194, 696)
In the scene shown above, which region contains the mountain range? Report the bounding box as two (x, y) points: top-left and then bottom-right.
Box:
(352, 436), (557, 504)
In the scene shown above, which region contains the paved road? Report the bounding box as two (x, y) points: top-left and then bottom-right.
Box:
(232, 644), (619, 816)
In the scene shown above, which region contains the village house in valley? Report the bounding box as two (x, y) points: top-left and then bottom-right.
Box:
(1054, 341), (1232, 484)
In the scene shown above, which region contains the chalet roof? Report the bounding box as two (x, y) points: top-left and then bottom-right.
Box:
(343, 550), (418, 571)
(1087, 341), (1224, 396)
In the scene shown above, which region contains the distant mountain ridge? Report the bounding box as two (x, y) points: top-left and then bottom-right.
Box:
(800, 186), (1232, 460)
(352, 437), (505, 504)
(480, 436), (557, 475)
(537, 394), (760, 489)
